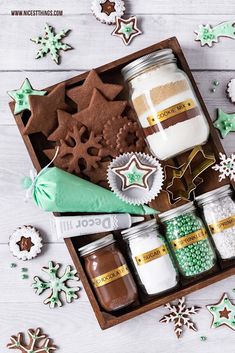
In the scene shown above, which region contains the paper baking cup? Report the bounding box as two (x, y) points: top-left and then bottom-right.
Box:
(108, 152), (164, 205)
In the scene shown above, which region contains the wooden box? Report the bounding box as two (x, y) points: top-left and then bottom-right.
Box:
(10, 37), (235, 329)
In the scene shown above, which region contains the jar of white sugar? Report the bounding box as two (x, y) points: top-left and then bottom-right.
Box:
(121, 219), (178, 296)
(121, 49), (210, 160)
(196, 185), (235, 260)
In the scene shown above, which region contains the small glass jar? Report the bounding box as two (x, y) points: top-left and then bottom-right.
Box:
(121, 49), (210, 160)
(196, 185), (235, 260)
(122, 219), (178, 295)
(159, 203), (216, 277)
(79, 234), (138, 312)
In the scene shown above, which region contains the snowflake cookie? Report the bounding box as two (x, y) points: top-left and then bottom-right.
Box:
(159, 297), (201, 338)
(9, 226), (43, 261)
(32, 261), (81, 308)
(212, 152), (235, 182)
(7, 327), (57, 352)
(30, 23), (72, 64)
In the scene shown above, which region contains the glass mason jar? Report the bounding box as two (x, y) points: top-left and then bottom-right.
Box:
(79, 234), (138, 312)
(196, 185), (235, 260)
(121, 49), (210, 160)
(122, 219), (178, 295)
(159, 203), (216, 277)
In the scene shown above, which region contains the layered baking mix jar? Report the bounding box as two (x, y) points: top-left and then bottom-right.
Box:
(121, 49), (210, 160)
(196, 185), (235, 260)
(159, 203), (216, 277)
(79, 234), (138, 312)
(122, 219), (178, 296)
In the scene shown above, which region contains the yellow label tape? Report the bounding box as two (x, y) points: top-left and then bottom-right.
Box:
(92, 264), (129, 288)
(147, 98), (196, 126)
(135, 244), (168, 266)
(171, 228), (208, 250)
(209, 215), (235, 235)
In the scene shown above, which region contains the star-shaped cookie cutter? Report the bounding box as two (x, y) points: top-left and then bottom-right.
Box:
(164, 145), (216, 204)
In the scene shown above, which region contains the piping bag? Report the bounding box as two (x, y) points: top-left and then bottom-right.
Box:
(27, 167), (157, 215)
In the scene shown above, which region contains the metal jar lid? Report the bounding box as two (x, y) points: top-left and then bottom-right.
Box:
(121, 219), (158, 241)
(121, 49), (176, 82)
(79, 234), (115, 257)
(196, 185), (232, 206)
(159, 202), (195, 222)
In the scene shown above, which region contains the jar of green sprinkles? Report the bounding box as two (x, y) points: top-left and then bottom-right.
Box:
(159, 202), (216, 277)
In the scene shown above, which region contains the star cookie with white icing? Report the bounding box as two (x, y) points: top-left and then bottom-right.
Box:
(207, 293), (235, 330)
(112, 16), (142, 45)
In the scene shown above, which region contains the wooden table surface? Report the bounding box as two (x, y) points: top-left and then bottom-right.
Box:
(0, 1), (235, 352)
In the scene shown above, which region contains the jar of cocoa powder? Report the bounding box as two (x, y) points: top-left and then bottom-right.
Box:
(79, 234), (138, 312)
(121, 49), (210, 160)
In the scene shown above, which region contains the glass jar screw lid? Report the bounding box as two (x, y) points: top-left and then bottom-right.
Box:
(121, 49), (176, 81)
(79, 234), (115, 257)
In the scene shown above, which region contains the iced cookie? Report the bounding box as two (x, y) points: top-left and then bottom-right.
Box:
(91, 0), (125, 25)
(9, 226), (43, 261)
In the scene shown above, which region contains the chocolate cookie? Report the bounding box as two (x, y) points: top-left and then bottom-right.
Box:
(73, 88), (127, 134)
(67, 69), (123, 110)
(48, 109), (82, 142)
(116, 121), (146, 153)
(24, 83), (71, 137)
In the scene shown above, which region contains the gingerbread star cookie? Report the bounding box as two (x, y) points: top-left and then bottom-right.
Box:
(207, 293), (235, 330)
(48, 110), (82, 142)
(67, 69), (123, 110)
(24, 83), (71, 137)
(73, 88), (127, 134)
(112, 16), (142, 45)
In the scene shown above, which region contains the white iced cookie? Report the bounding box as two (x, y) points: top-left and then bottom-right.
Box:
(91, 0), (125, 25)
(9, 226), (43, 261)
(227, 79), (235, 103)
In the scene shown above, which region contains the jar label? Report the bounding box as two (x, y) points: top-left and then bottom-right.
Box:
(144, 99), (200, 136)
(209, 215), (235, 234)
(171, 228), (208, 250)
(135, 244), (168, 266)
(91, 264), (130, 288)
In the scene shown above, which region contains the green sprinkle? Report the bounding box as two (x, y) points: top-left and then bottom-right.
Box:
(21, 274), (29, 280)
(200, 336), (207, 342)
(10, 263), (17, 268)
(213, 80), (220, 86)
(21, 267), (28, 272)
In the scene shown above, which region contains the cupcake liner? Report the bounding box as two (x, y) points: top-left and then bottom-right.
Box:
(108, 152), (164, 205)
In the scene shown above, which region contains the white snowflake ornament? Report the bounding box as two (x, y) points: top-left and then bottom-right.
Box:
(212, 152), (235, 182)
(159, 297), (201, 338)
(32, 261), (81, 308)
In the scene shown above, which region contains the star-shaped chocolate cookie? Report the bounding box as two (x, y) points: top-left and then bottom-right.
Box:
(48, 109), (82, 142)
(67, 69), (123, 110)
(24, 83), (71, 137)
(73, 88), (127, 134)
